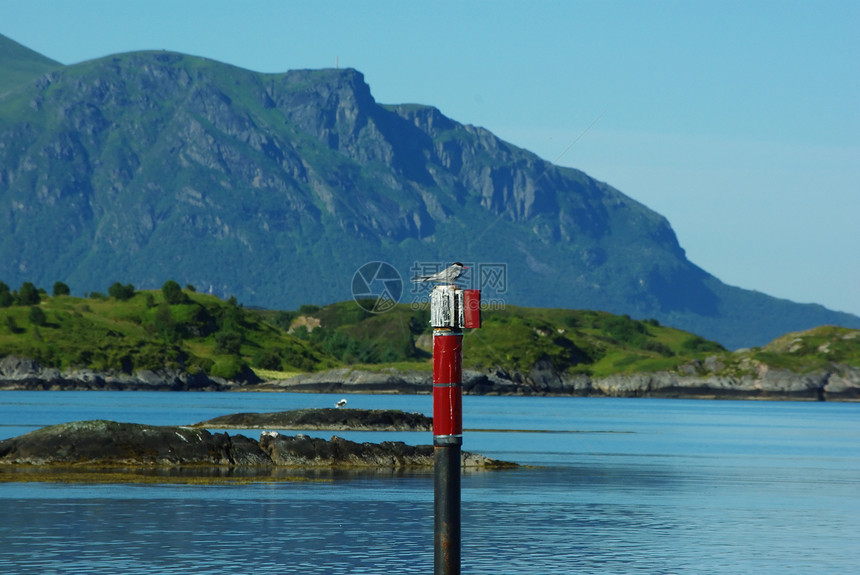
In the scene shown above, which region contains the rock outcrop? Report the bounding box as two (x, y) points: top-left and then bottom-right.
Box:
(194, 408), (432, 431)
(0, 355), (256, 391)
(0, 421), (513, 469)
(0, 421), (267, 466)
(268, 367), (430, 394)
(259, 432), (502, 468)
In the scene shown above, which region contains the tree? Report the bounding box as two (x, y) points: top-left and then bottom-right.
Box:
(272, 310), (296, 331)
(220, 298), (244, 332)
(4, 315), (20, 333)
(153, 303), (181, 342)
(0, 282), (12, 308)
(161, 280), (186, 305)
(52, 281), (71, 296)
(108, 282), (135, 301)
(17, 282), (40, 306)
(254, 349), (282, 371)
(29, 305), (47, 326)
(214, 331), (243, 355)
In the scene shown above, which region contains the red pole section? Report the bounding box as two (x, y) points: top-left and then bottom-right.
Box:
(433, 328), (463, 441)
(462, 289), (481, 329)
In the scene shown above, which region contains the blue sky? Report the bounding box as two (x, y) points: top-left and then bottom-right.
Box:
(3, 0), (858, 316)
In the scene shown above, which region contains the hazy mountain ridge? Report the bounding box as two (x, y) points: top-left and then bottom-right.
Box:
(1, 35), (858, 349)
(0, 34), (62, 94)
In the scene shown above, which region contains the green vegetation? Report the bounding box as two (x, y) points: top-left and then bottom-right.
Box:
(0, 280), (337, 379)
(1, 278), (857, 382)
(52, 282), (71, 297)
(1, 281), (44, 308)
(108, 282), (135, 301)
(461, 306), (727, 377)
(161, 280), (187, 305)
(743, 326), (860, 373)
(16, 282), (40, 306)
(0, 33), (63, 94)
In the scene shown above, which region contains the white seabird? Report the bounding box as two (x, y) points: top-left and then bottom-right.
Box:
(411, 262), (467, 284)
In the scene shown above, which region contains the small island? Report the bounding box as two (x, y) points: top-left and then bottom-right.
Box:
(191, 407), (432, 431)
(0, 410), (515, 479)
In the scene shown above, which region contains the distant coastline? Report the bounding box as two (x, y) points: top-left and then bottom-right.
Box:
(1, 358), (857, 401)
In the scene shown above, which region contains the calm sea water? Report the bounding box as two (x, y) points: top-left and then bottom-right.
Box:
(1, 391), (858, 574)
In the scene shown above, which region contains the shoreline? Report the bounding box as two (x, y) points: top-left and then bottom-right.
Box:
(2, 366), (858, 402)
(0, 353), (858, 401)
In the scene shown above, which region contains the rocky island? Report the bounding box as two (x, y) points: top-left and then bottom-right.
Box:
(0, 418), (512, 470)
(192, 408), (432, 431)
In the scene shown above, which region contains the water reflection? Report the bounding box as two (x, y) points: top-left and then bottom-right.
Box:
(4, 491), (435, 574)
(0, 465), (437, 484)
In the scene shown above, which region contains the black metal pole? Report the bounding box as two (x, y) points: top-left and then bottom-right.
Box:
(434, 439), (461, 575)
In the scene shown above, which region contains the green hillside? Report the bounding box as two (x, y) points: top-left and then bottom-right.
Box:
(0, 281), (336, 379)
(460, 306), (725, 377)
(749, 326), (860, 373)
(264, 300), (730, 377)
(0, 33), (63, 94)
(4, 279), (854, 384)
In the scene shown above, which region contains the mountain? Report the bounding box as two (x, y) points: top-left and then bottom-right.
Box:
(0, 34), (62, 94)
(0, 34), (858, 349)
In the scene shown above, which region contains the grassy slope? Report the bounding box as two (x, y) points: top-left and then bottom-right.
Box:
(459, 306), (724, 377)
(0, 33), (63, 94)
(1, 289), (857, 381)
(0, 290), (336, 379)
(744, 326), (860, 373)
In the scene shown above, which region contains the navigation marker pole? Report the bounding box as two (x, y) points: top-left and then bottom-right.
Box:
(431, 285), (480, 575)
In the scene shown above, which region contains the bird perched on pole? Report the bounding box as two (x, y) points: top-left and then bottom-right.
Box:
(412, 262), (467, 283)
